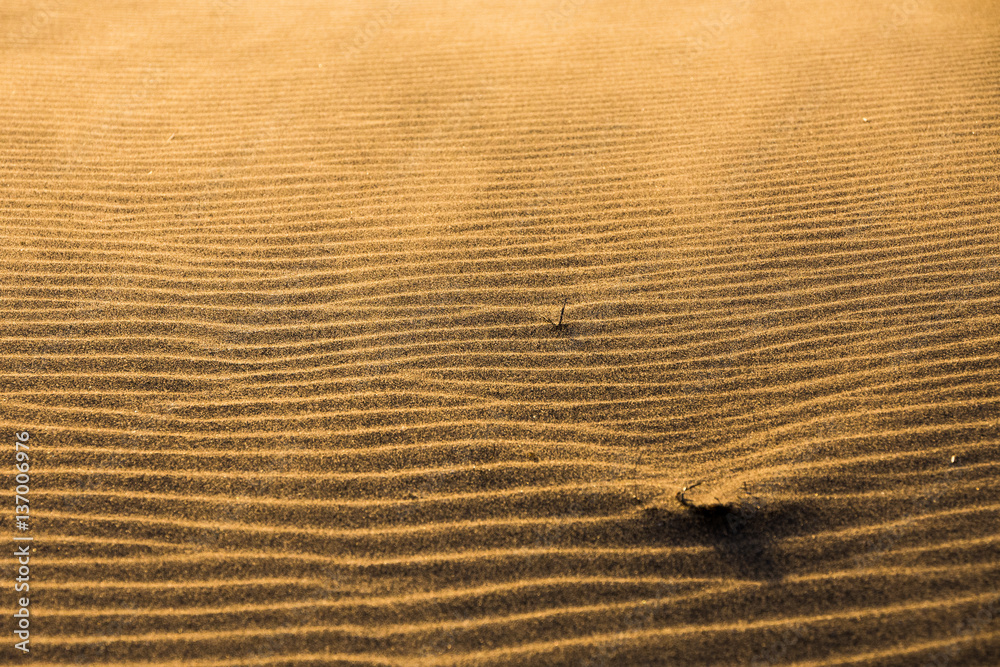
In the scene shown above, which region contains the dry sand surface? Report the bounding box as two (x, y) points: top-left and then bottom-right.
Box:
(2, 0), (999, 664)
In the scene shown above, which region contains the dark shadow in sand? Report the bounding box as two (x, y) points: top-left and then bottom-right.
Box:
(635, 497), (819, 582)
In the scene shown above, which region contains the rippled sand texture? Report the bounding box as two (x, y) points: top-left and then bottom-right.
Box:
(3, 0), (999, 664)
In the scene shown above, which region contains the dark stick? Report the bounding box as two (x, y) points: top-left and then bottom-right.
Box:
(557, 300), (567, 328)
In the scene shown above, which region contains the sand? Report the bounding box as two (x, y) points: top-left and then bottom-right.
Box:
(2, 0), (999, 664)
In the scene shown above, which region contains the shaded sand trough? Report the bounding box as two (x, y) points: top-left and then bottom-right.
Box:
(2, 0), (999, 664)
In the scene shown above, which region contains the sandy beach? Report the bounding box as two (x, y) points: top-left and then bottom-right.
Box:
(2, 0), (999, 664)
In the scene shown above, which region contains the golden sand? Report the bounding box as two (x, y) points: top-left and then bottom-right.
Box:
(2, 0), (999, 664)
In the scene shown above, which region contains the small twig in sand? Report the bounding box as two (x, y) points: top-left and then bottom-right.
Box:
(677, 481), (738, 533)
(540, 299), (570, 335)
(675, 481), (704, 508)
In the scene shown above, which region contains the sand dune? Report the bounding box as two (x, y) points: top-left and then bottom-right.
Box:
(3, 0), (999, 664)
